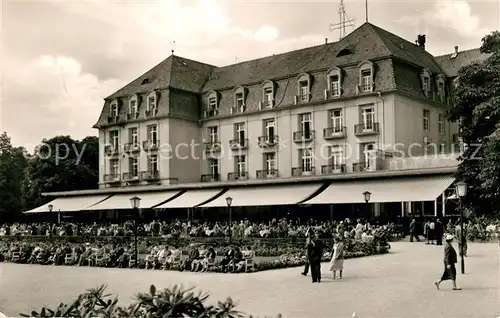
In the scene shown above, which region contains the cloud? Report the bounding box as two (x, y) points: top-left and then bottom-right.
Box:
(253, 25), (280, 42)
(431, 0), (491, 38)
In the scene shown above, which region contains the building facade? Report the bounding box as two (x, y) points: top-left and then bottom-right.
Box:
(92, 23), (485, 190)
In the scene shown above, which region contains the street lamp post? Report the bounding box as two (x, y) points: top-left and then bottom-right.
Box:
(129, 196), (141, 265)
(226, 196), (233, 238)
(363, 191), (371, 220)
(455, 181), (467, 274)
(48, 204), (53, 238)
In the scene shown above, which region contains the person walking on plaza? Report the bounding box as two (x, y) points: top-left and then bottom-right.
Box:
(429, 219), (436, 244)
(456, 224), (468, 257)
(301, 232), (313, 276)
(310, 233), (324, 283)
(329, 236), (344, 279)
(434, 234), (461, 290)
(424, 220), (431, 244)
(409, 219), (420, 242)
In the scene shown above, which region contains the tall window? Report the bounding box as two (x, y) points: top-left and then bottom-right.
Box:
(363, 143), (375, 167)
(208, 97), (217, 110)
(147, 125), (158, 144)
(208, 126), (218, 143)
(361, 108), (375, 130)
(235, 93), (244, 108)
(299, 113), (312, 139)
(423, 109), (430, 131)
(129, 99), (137, 114)
(438, 81), (445, 100)
(264, 119), (275, 141)
(330, 75), (340, 97)
(235, 155), (246, 176)
(299, 81), (309, 102)
(129, 127), (138, 145)
(329, 109), (343, 133)
(423, 76), (430, 94)
(438, 113), (445, 134)
(265, 152), (276, 172)
(148, 155), (158, 172)
(109, 131), (119, 148)
(361, 69), (372, 92)
(300, 148), (313, 172)
(129, 157), (139, 177)
(209, 158), (219, 177)
(235, 123), (246, 143)
(148, 96), (156, 111)
(329, 145), (343, 167)
(110, 159), (119, 176)
(110, 103), (118, 117)
(264, 87), (273, 107)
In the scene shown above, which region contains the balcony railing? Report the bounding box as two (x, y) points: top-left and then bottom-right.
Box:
(231, 105), (246, 114)
(352, 162), (368, 172)
(104, 144), (120, 156)
(323, 127), (346, 139)
(321, 164), (346, 174)
(256, 169), (279, 179)
(124, 142), (141, 153)
(126, 112), (139, 120)
(141, 170), (159, 181)
(292, 167), (315, 177)
(104, 174), (120, 183)
(143, 140), (159, 151)
(228, 172), (248, 181)
(107, 116), (119, 124)
(204, 109), (219, 118)
(354, 123), (380, 136)
(201, 174), (220, 182)
(293, 130), (315, 143)
(258, 100), (274, 109)
(229, 138), (248, 150)
(257, 135), (279, 148)
(144, 108), (158, 118)
(122, 172), (140, 182)
(204, 142), (221, 152)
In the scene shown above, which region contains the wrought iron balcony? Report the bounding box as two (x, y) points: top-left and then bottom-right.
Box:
(123, 172), (140, 182)
(201, 174), (220, 182)
(256, 169), (279, 179)
(124, 142), (141, 153)
(323, 127), (346, 139)
(204, 142), (221, 152)
(104, 144), (120, 156)
(229, 138), (248, 150)
(354, 123), (380, 136)
(143, 140), (159, 151)
(293, 130), (315, 143)
(126, 112), (139, 120)
(257, 135), (279, 148)
(228, 172), (248, 181)
(107, 116), (120, 124)
(144, 108), (158, 118)
(291, 167), (315, 177)
(321, 164), (346, 174)
(104, 174), (120, 183)
(204, 109), (219, 118)
(352, 161), (368, 172)
(231, 104), (246, 114)
(141, 170), (159, 181)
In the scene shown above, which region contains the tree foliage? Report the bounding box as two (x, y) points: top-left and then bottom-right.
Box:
(447, 30), (500, 215)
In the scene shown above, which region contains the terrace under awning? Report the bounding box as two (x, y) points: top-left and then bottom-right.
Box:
(84, 190), (182, 210)
(23, 195), (112, 213)
(301, 175), (454, 204)
(155, 188), (225, 209)
(198, 183), (324, 207)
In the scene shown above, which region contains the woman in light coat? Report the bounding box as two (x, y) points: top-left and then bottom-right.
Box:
(329, 236), (344, 279)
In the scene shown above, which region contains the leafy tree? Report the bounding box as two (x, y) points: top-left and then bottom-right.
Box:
(0, 132), (28, 222)
(447, 30), (500, 215)
(22, 136), (99, 210)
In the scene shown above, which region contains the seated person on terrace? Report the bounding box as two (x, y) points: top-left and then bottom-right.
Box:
(191, 245), (207, 272)
(145, 246), (160, 269)
(221, 246), (235, 272)
(77, 244), (93, 266)
(201, 246), (216, 272)
(233, 246), (252, 272)
(181, 245), (200, 271)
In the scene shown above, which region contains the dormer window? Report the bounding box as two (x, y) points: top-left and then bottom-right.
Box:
(295, 73), (311, 104)
(205, 91), (219, 118)
(110, 101), (119, 117)
(235, 93), (244, 107)
(358, 61), (374, 94)
(261, 81), (275, 109)
(129, 95), (138, 114)
(420, 69), (431, 97)
(232, 86), (246, 114)
(326, 67), (342, 99)
(436, 75), (446, 102)
(208, 97), (217, 110)
(145, 91), (158, 117)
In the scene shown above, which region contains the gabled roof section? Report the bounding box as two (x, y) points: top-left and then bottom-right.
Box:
(367, 23), (444, 74)
(434, 48), (490, 77)
(106, 55), (215, 99)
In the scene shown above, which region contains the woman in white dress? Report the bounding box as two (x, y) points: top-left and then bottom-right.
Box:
(329, 236), (344, 279)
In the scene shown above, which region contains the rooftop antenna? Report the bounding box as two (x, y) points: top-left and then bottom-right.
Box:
(171, 41), (176, 55)
(365, 0), (368, 22)
(329, 0), (356, 40)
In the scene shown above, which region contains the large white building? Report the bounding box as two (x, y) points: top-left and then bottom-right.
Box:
(27, 23), (489, 219)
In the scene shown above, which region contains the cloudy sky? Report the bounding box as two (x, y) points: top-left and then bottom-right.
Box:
(1, 0), (498, 150)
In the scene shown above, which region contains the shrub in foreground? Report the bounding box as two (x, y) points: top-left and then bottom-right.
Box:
(22, 284), (281, 318)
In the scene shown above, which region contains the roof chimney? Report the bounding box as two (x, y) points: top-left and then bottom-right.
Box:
(417, 34), (426, 50)
(325, 38), (328, 44)
(454, 46), (459, 54)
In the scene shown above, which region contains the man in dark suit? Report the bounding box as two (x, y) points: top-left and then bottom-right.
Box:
(309, 233), (324, 283)
(435, 219), (444, 245)
(409, 219), (420, 242)
(434, 234), (461, 290)
(301, 233), (313, 276)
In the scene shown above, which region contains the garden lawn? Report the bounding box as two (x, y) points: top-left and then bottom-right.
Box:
(1, 242), (499, 318)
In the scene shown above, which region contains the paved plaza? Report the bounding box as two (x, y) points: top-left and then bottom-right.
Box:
(1, 242), (499, 317)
